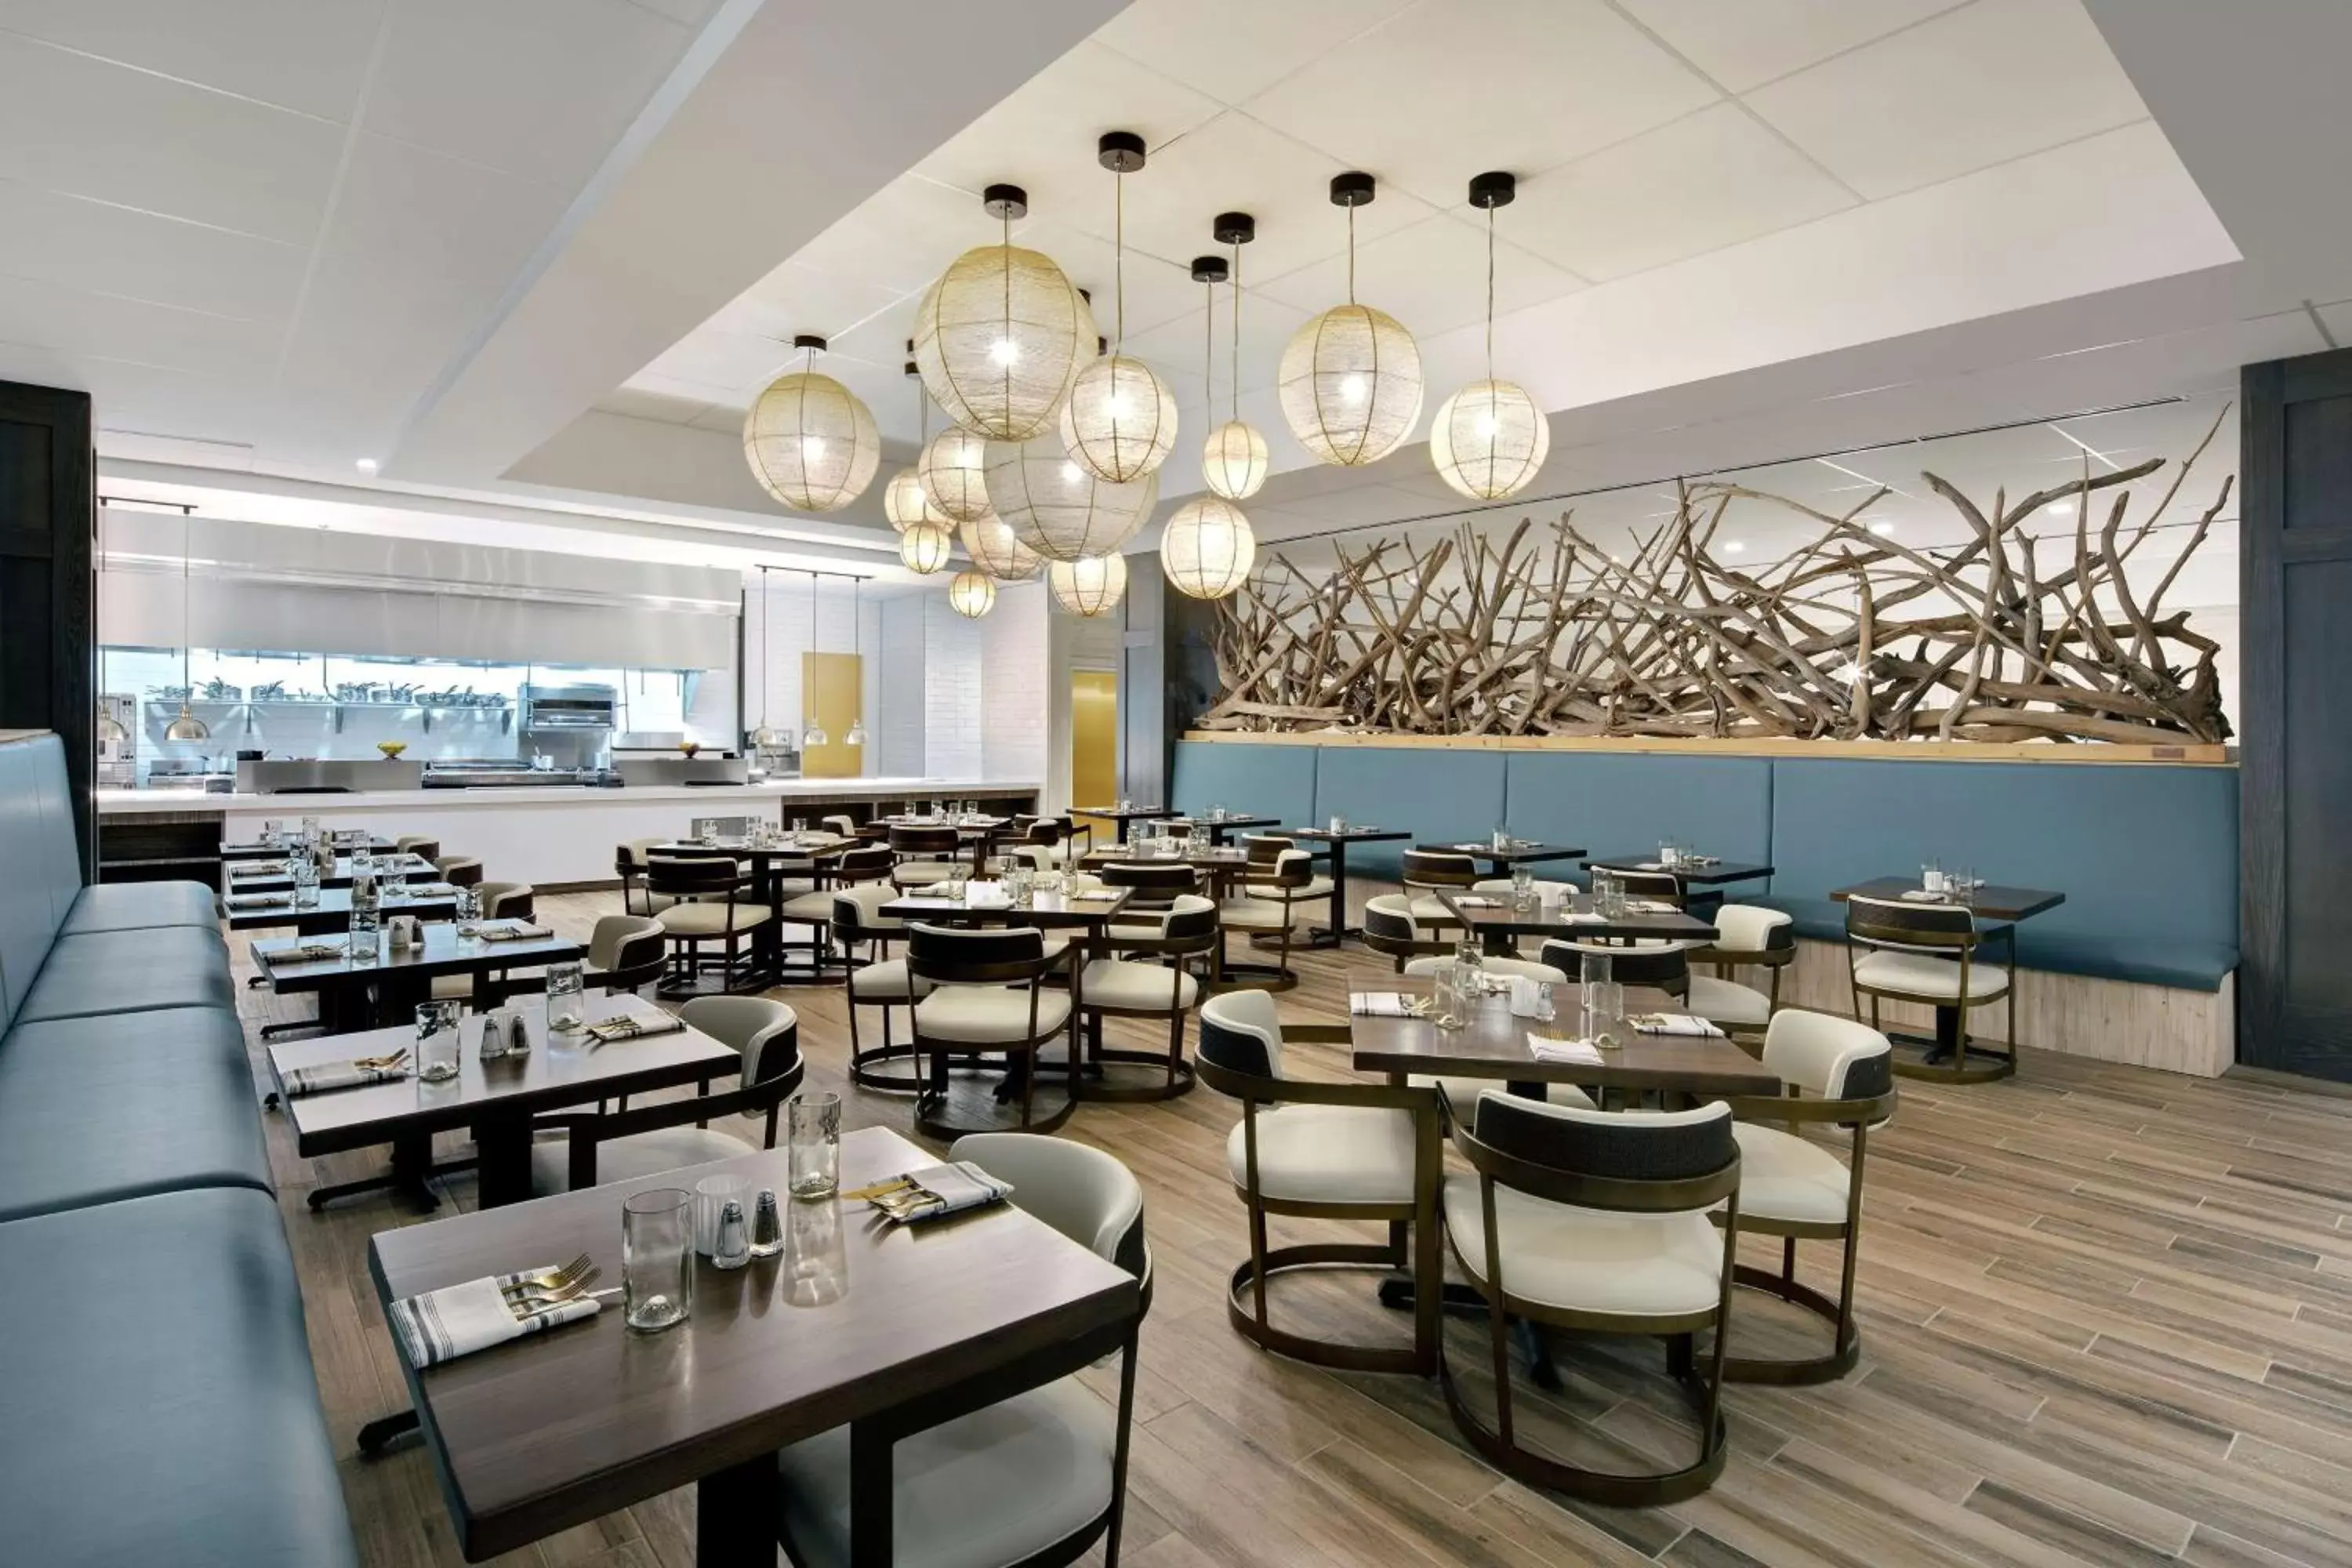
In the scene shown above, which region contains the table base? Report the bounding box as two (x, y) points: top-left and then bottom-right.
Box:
(304, 1133), (459, 1215)
(356, 1408), (419, 1457)
(1887, 1007), (2016, 1083)
(696, 1452), (782, 1568)
(1374, 1276), (1561, 1390)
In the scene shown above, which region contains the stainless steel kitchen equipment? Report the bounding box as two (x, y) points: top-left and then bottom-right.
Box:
(519, 683), (616, 771)
(235, 758), (426, 793)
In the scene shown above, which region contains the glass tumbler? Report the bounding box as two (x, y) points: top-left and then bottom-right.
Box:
(788, 1093), (841, 1199)
(415, 1000), (463, 1083)
(347, 875), (382, 964)
(544, 960), (586, 1034)
(622, 1189), (693, 1332)
(261, 817), (283, 848)
(1511, 865), (1536, 911)
(1922, 859), (1945, 895)
(289, 857), (320, 909)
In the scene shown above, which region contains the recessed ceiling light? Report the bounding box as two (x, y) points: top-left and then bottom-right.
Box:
(2044, 500), (2072, 516)
(1723, 540), (1747, 555)
(1868, 519), (1896, 536)
(354, 458), (379, 475)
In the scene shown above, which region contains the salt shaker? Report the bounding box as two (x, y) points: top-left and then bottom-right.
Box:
(712, 1200), (751, 1270)
(750, 1189), (783, 1259)
(476, 1012), (507, 1060)
(506, 1011), (530, 1057)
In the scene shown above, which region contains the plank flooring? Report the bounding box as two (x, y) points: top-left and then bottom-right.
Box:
(233, 891), (2352, 1568)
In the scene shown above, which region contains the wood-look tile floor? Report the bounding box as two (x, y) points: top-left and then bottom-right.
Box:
(234, 892), (2352, 1568)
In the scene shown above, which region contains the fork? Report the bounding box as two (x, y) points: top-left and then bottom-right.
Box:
(509, 1268), (603, 1308)
(507, 1284), (617, 1319)
(502, 1252), (593, 1298)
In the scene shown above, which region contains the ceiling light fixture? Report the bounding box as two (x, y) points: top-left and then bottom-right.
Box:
(1060, 132), (1177, 484)
(884, 358), (953, 533)
(1048, 552), (1127, 618)
(1161, 494), (1255, 601)
(1201, 212), (1269, 501)
(800, 572), (827, 750)
(913, 184), (1094, 441)
(844, 576), (867, 746)
(354, 457), (379, 476)
(1279, 172), (1422, 466)
(898, 519), (954, 575)
(960, 512), (1043, 582)
(916, 424), (993, 524)
(984, 436), (1159, 562)
(947, 569), (996, 619)
(743, 334), (880, 513)
(1868, 518), (1896, 536)
(1724, 540), (1748, 555)
(1430, 171), (1548, 501)
(164, 510), (209, 742)
(750, 565), (782, 749)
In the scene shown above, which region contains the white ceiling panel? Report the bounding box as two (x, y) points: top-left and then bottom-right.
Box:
(1613, 0), (1965, 94)
(1118, 289), (1313, 393)
(314, 133), (570, 291)
(1091, 0), (1417, 107)
(1502, 103), (1857, 281)
(595, 384), (710, 425)
(0, 0), (387, 122)
(0, 340), (260, 445)
(364, 0), (690, 187)
(277, 256), (485, 401)
(0, 270), (284, 376)
(0, 30), (341, 244)
(1243, 0), (1719, 209)
(789, 176), (1014, 298)
(913, 39), (1225, 232)
(1022, 219), (1207, 340)
(1744, 0), (2149, 200)
(1255, 212), (1582, 338)
(0, 176), (308, 322)
(636, 328), (804, 397)
(708, 261), (916, 347)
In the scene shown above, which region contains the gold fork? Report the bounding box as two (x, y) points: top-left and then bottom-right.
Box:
(502, 1252), (593, 1298)
(508, 1267), (603, 1308)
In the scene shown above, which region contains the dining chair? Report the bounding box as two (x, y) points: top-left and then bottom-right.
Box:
(1195, 990), (1443, 1374)
(1095, 862), (1202, 947)
(1397, 954), (1595, 1122)
(1363, 895), (1454, 971)
(433, 854), (483, 888)
(1216, 837), (1312, 992)
(1440, 1095), (1741, 1504)
(836, 881), (925, 1093)
(476, 880), (534, 922)
(889, 824), (964, 887)
(1074, 896), (1218, 1102)
(1844, 894), (2016, 1082)
(1716, 1009), (1895, 1383)
(1690, 903), (1795, 1027)
(1537, 935), (1694, 1003)
(614, 840), (674, 916)
(394, 834), (440, 862)
(495, 914), (665, 1001)
(525, 996), (800, 1194)
(648, 851), (772, 996)
(906, 924), (1077, 1138)
(1399, 849), (1480, 933)
(774, 1133), (1149, 1568)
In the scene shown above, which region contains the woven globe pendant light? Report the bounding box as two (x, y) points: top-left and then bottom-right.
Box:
(960, 512), (1042, 582)
(898, 520), (953, 575)
(1279, 173), (1422, 466)
(982, 436), (1159, 562)
(1058, 133), (1177, 482)
(1160, 495), (1255, 601)
(742, 335), (880, 511)
(946, 569), (996, 619)
(1200, 213), (1269, 500)
(1048, 552), (1127, 618)
(884, 360), (953, 532)
(913, 184), (1095, 442)
(916, 426), (993, 524)
(1432, 172), (1548, 500)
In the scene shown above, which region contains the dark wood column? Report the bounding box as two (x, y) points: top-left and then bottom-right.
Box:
(2241, 347), (2352, 1080)
(0, 379), (94, 877)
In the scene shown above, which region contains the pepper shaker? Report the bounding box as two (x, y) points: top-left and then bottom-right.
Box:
(750, 1189), (783, 1259)
(712, 1200), (751, 1270)
(506, 1011), (530, 1057)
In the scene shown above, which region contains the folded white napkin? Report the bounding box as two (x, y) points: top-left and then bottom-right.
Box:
(1632, 1013), (1725, 1038)
(400, 881), (458, 897)
(1527, 1033), (1605, 1065)
(1068, 888), (1121, 902)
(280, 938), (347, 961)
(1454, 895), (1500, 908)
(387, 1270), (601, 1369)
(280, 1061), (406, 1096)
(1636, 860), (1666, 871)
(1350, 991), (1414, 1016)
(584, 1014), (686, 1044)
(1626, 899), (1679, 914)
(230, 862), (285, 877)
(476, 921), (554, 943)
(227, 892), (289, 908)
(960, 882), (1011, 909)
(1556, 909), (1605, 924)
(1453, 842), (1490, 852)
(871, 1161), (1015, 1225)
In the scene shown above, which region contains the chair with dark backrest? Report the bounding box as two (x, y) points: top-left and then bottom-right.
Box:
(1716, 1010), (1895, 1383)
(1442, 1096), (1741, 1504)
(433, 854), (483, 888)
(1195, 990), (1443, 1374)
(527, 996), (800, 1194)
(889, 824), (965, 888)
(648, 850), (772, 996)
(394, 834), (440, 862)
(836, 880), (926, 1092)
(773, 1133), (1149, 1568)
(1683, 904), (1792, 1039)
(906, 924), (1076, 1138)
(476, 880), (534, 922)
(1009, 814), (1074, 872)
(1609, 868), (1686, 906)
(1399, 849), (1480, 934)
(493, 914), (665, 1003)
(614, 840), (674, 916)
(1537, 936), (1695, 1007)
(1216, 835), (1314, 992)
(1845, 894), (2015, 1082)
(1095, 862), (1201, 946)
(818, 813), (858, 837)
(1363, 895), (1454, 971)
(1074, 895), (1218, 1102)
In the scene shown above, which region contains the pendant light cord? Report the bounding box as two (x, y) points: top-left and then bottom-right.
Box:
(1113, 171), (1126, 349)
(757, 566), (770, 730)
(1485, 204), (1496, 383)
(1346, 202), (1356, 304)
(1231, 240), (1243, 423)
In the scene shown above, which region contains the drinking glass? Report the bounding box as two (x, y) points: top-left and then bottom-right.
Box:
(1584, 979), (1625, 1047)
(1951, 866), (1976, 905)
(300, 815), (322, 848)
(1658, 839), (1680, 869)
(1187, 822), (1208, 852)
(1595, 870), (1626, 920)
(1921, 858), (1944, 895)
(782, 1193), (849, 1307)
(348, 875), (382, 965)
(788, 1093), (842, 1199)
(350, 846), (374, 877)
(1492, 826), (1511, 852)
(694, 1173), (750, 1257)
(415, 1000), (463, 1082)
(544, 961), (586, 1033)
(1432, 966), (1465, 1031)
(261, 817), (283, 848)
(1329, 813), (1348, 836)
(622, 1189), (693, 1332)
(1511, 865), (1536, 911)
(1578, 948), (1613, 993)
(1007, 866), (1036, 909)
(453, 884), (481, 931)
(1209, 802), (1226, 822)
(289, 857), (320, 909)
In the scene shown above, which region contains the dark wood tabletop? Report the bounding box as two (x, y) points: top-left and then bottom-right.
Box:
(252, 920), (582, 993)
(1583, 854), (1776, 887)
(368, 1125), (1138, 1563)
(883, 885), (1134, 927)
(1349, 982), (1780, 1097)
(647, 835), (852, 860)
(270, 994), (735, 1157)
(1082, 843), (1252, 869)
(223, 884), (459, 931)
(1438, 888), (1719, 945)
(1831, 877), (2065, 924)
(223, 834), (397, 860)
(1284, 825), (1414, 844)
(1071, 804), (1177, 819)
(1417, 839), (1588, 866)
(226, 852), (437, 891)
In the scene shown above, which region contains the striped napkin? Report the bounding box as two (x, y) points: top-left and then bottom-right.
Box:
(230, 861), (287, 877)
(279, 1061), (407, 1096)
(584, 1014), (685, 1044)
(865, 1162), (1014, 1225)
(387, 1271), (601, 1368)
(278, 938), (347, 961)
(1632, 1013), (1726, 1038)
(475, 921), (554, 943)
(227, 892), (289, 908)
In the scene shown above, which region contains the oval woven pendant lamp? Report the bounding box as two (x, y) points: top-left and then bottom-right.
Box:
(1279, 173), (1421, 466)
(1431, 172), (1548, 501)
(1058, 133), (1177, 483)
(913, 185), (1096, 442)
(742, 336), (880, 511)
(916, 427), (993, 524)
(1200, 215), (1269, 499)
(898, 520), (953, 575)
(983, 437), (1159, 562)
(946, 569), (997, 619)
(1160, 495), (1255, 600)
(1048, 552), (1127, 617)
(882, 466), (948, 532)
(960, 513), (1043, 583)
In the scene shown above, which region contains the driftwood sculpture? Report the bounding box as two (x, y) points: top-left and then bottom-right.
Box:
(1202, 412), (2233, 745)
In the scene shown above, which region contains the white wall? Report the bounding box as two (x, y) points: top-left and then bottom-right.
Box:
(924, 594), (985, 775)
(982, 582), (1053, 800)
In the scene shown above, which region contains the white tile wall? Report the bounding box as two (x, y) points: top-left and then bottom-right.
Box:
(924, 594), (985, 776)
(876, 595), (927, 777)
(982, 582), (1051, 795)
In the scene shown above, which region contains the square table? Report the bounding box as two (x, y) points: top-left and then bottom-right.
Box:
(882, 884), (1134, 930)
(1183, 812), (1283, 845)
(1071, 803), (1176, 843)
(1831, 877), (2064, 1073)
(270, 992), (735, 1210)
(225, 852), (437, 892)
(648, 838), (857, 980)
(1283, 825), (1414, 948)
(1437, 888), (1719, 953)
(1419, 838), (1588, 874)
(223, 884), (459, 934)
(368, 1125), (1138, 1566)
(223, 833), (396, 860)
(1582, 854), (1775, 918)
(253, 920), (582, 1032)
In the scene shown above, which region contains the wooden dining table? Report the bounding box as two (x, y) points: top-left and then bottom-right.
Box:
(1282, 825), (1413, 948)
(222, 833), (396, 860)
(1831, 876), (2065, 1069)
(1437, 887), (1719, 953)
(225, 851), (437, 892)
(368, 1125), (1138, 1566)
(1418, 837), (1588, 873)
(1071, 803), (1177, 843)
(223, 883), (459, 934)
(252, 920), (582, 1032)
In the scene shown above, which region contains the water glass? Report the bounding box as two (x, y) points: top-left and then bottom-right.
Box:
(415, 1000), (462, 1083)
(1658, 839), (1681, 869)
(788, 1093), (841, 1199)
(1594, 870), (1627, 920)
(300, 815), (322, 848)
(544, 960), (586, 1033)
(1584, 980), (1625, 1047)
(622, 1189), (693, 1332)
(1329, 813), (1348, 836)
(782, 1193), (849, 1307)
(348, 876), (382, 964)
(1432, 966), (1466, 1031)
(1921, 858), (1945, 895)
(452, 884), (481, 931)
(1209, 802), (1226, 822)
(1511, 865), (1536, 911)
(1579, 948), (1614, 992)
(1951, 866), (1977, 904)
(1007, 867), (1035, 909)
(694, 1173), (750, 1257)
(289, 857), (319, 909)
(261, 817), (283, 848)
(350, 846), (374, 877)
(1492, 826), (1511, 852)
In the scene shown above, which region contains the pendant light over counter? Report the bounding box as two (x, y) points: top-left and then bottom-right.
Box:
(743, 335), (880, 512)
(1279, 172), (1422, 467)
(800, 572), (827, 750)
(844, 576), (866, 747)
(1058, 132), (1176, 485)
(95, 506), (126, 744)
(912, 184), (1096, 443)
(164, 509), (209, 742)
(750, 565), (781, 749)
(1048, 552), (1127, 618)
(1430, 171), (1549, 501)
(1201, 211), (1269, 501)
